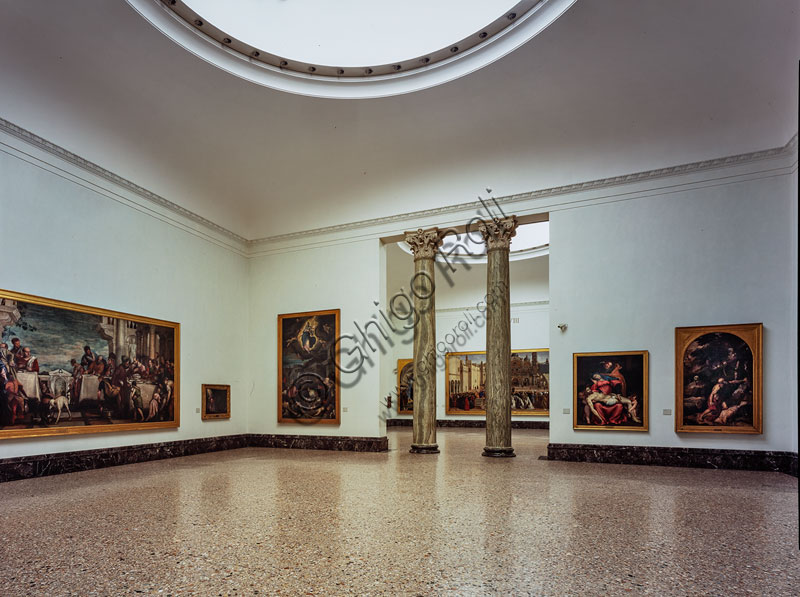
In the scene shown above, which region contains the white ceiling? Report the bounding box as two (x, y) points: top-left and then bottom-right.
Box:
(0, 0), (797, 240)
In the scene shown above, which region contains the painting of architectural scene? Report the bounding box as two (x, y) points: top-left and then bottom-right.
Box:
(0, 290), (179, 439)
(676, 323), (762, 434)
(396, 358), (413, 414)
(446, 349), (549, 415)
(278, 309), (340, 424)
(573, 351), (648, 431)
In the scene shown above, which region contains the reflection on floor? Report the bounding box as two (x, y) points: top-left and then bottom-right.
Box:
(0, 428), (797, 595)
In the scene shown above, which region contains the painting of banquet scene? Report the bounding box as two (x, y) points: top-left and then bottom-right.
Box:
(0, 291), (179, 438)
(446, 349), (549, 415)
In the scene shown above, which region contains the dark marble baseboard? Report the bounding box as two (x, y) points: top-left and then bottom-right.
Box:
(547, 443), (798, 477)
(0, 435), (250, 483)
(250, 434), (388, 452)
(0, 433), (388, 483)
(386, 418), (549, 430)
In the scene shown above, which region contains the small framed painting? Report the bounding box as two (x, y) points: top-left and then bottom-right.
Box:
(201, 384), (230, 420)
(396, 358), (413, 414)
(573, 351), (648, 431)
(675, 323), (762, 434)
(277, 309), (340, 424)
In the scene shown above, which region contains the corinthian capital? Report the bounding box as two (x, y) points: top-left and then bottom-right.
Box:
(404, 227), (446, 260)
(478, 216), (518, 251)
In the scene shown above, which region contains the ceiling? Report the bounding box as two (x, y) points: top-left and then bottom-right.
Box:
(0, 0), (797, 241)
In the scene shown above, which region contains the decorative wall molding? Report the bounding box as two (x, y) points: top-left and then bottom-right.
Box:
(1, 115), (796, 259)
(437, 300), (549, 314)
(547, 443), (798, 477)
(0, 433), (389, 483)
(0, 117), (248, 249)
(248, 133), (798, 248)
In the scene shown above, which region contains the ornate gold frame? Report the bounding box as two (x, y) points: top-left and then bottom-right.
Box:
(277, 309), (340, 425)
(675, 323), (762, 434)
(201, 384), (230, 420)
(573, 350), (649, 431)
(396, 358), (413, 414)
(0, 288), (180, 440)
(445, 349), (549, 416)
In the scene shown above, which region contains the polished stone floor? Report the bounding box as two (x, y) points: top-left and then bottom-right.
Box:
(0, 429), (797, 596)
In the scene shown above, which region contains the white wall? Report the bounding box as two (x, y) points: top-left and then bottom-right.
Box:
(0, 144), (250, 459)
(1, 115), (795, 458)
(383, 242), (551, 421)
(248, 238), (384, 438)
(790, 166), (798, 452)
(549, 173), (797, 451)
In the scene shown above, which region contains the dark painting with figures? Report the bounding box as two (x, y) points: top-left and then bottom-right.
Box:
(202, 384), (230, 420)
(278, 309), (339, 424)
(574, 351), (648, 431)
(0, 289), (179, 439)
(676, 323), (762, 434)
(396, 358), (413, 414)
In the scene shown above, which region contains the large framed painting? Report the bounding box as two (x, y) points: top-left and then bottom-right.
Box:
(0, 288), (179, 440)
(675, 323), (762, 434)
(278, 309), (340, 424)
(396, 358), (413, 414)
(573, 351), (648, 431)
(202, 384), (230, 420)
(446, 349), (549, 416)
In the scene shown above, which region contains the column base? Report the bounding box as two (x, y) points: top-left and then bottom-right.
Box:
(410, 444), (440, 454)
(482, 446), (516, 458)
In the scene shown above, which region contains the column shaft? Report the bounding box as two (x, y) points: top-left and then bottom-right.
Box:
(411, 256), (438, 453)
(404, 227), (445, 454)
(480, 216), (518, 458)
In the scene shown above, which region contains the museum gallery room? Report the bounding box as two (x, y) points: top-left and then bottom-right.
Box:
(0, 0), (798, 595)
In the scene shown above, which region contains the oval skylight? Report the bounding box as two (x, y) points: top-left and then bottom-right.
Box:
(182, 0), (524, 67)
(127, 0), (576, 98)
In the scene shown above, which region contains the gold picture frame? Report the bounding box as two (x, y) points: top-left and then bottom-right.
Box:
(396, 358), (413, 414)
(573, 351), (648, 431)
(445, 349), (549, 416)
(0, 288), (179, 440)
(201, 384), (230, 420)
(675, 323), (762, 434)
(277, 309), (340, 425)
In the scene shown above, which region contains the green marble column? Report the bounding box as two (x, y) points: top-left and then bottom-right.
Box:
(479, 216), (518, 457)
(404, 227), (446, 454)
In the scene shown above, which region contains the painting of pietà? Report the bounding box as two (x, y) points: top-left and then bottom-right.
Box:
(0, 289), (179, 439)
(573, 351), (648, 431)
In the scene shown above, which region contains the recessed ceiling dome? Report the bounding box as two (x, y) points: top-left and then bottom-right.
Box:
(128, 0), (576, 98)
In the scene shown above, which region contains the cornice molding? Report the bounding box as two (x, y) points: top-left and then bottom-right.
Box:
(1, 116), (795, 258)
(249, 133), (798, 248)
(437, 300), (549, 314)
(0, 117), (248, 247)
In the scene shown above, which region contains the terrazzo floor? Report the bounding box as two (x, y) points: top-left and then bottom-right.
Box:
(0, 428), (797, 596)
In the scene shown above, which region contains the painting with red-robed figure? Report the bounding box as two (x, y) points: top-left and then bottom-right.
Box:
(573, 351), (648, 431)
